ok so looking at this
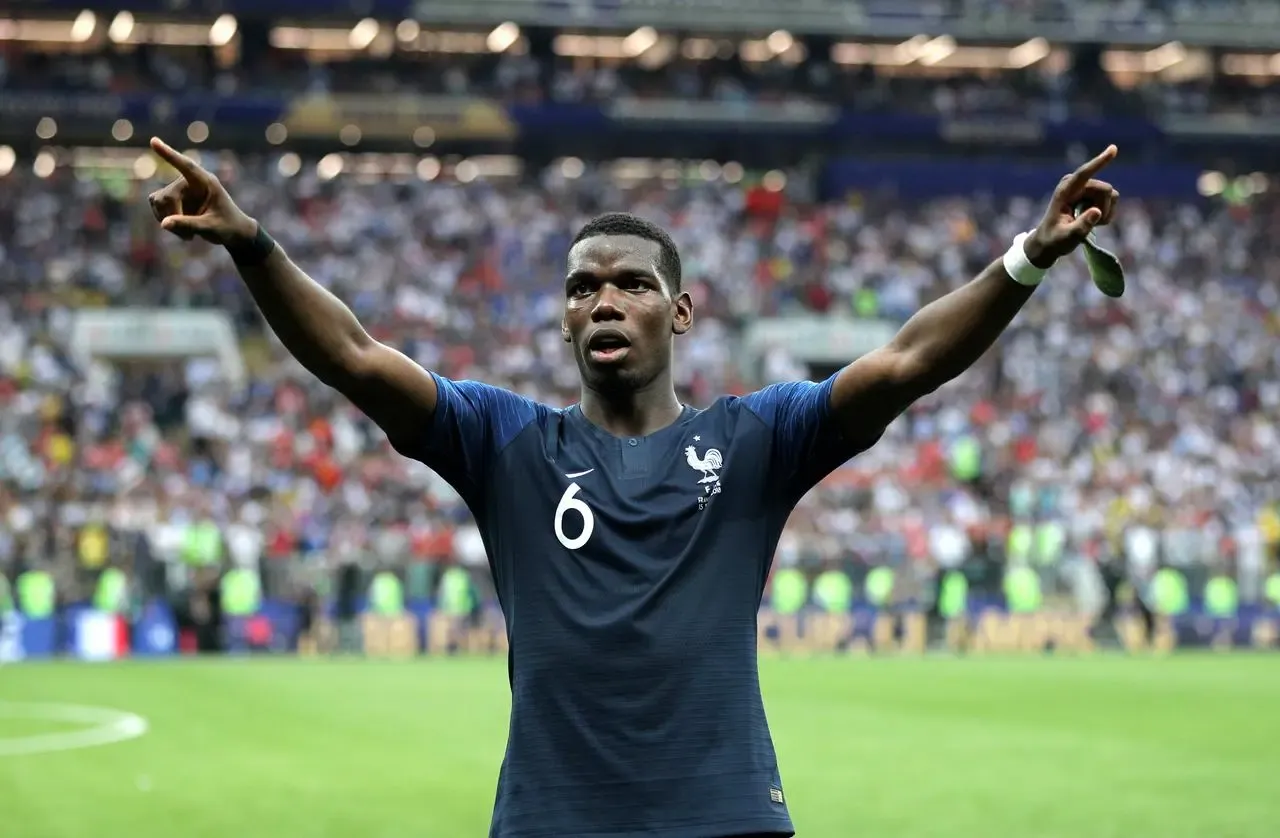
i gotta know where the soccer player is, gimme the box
[147,137,1120,837]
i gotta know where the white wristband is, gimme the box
[1003,231,1048,288]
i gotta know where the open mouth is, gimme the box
[586,330,632,363]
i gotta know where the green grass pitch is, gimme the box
[2,654,1278,837]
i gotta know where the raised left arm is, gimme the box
[830,145,1121,445]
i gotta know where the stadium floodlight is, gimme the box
[33,150,55,179]
[0,146,14,177]
[107,12,134,44]
[133,154,157,180]
[918,36,956,66]
[36,117,57,140]
[317,154,344,180]
[487,22,520,54]
[349,18,379,51]
[560,157,584,179]
[278,153,301,178]
[111,119,133,142]
[70,11,96,43]
[209,15,237,47]
[623,27,658,58]
[1197,171,1225,197]
[416,157,440,181]
[766,30,793,55]
[187,121,209,144]
[1007,37,1050,69]
[396,20,420,43]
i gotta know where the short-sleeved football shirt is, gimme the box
[420,372,867,838]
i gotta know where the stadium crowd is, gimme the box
[0,156,1278,625]
[5,36,1280,120]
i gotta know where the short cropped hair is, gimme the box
[571,212,683,293]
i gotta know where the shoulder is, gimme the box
[431,374,552,424]
[729,375,838,425]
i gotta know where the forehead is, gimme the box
[567,234,664,277]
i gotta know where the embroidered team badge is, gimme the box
[685,439,723,510]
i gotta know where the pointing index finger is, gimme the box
[1066,144,1118,190]
[150,136,206,182]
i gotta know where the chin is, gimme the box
[577,353,646,392]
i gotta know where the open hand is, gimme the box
[147,137,257,246]
[1025,145,1121,269]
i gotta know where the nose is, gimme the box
[590,284,625,322]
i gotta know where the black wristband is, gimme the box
[225,222,277,267]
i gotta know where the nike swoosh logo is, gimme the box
[564,469,595,479]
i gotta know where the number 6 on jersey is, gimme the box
[554,483,595,550]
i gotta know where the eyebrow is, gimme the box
[564,268,655,286]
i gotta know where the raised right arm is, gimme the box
[233,245,437,457]
[145,137,436,457]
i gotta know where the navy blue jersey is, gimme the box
[420,372,867,838]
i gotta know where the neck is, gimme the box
[578,372,682,438]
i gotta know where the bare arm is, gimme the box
[146,138,436,455]
[234,247,437,454]
[831,145,1122,445]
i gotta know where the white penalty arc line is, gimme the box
[0,702,149,757]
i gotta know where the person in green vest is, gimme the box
[1203,574,1239,619]
[937,570,969,621]
[948,436,982,484]
[220,568,262,618]
[1033,520,1066,569]
[372,570,408,617]
[864,565,895,609]
[1006,522,1034,566]
[1151,566,1189,617]
[812,567,853,614]
[1003,564,1042,614]
[93,566,130,615]
[1265,571,1280,611]
[16,566,56,619]
[181,516,224,569]
[770,568,809,615]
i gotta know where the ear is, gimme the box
[672,291,693,337]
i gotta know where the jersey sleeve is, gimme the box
[740,372,876,500]
[418,374,539,504]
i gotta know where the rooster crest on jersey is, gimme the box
[685,442,723,510]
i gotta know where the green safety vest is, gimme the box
[1152,567,1189,616]
[17,570,55,619]
[938,571,969,619]
[1203,575,1238,618]
[1004,565,1042,613]
[854,288,879,318]
[770,568,808,615]
[434,569,467,617]
[812,570,853,614]
[181,521,223,567]
[949,437,982,482]
[1007,524,1034,564]
[1265,574,1280,609]
[93,568,128,614]
[865,566,895,607]
[1033,522,1066,566]
[220,568,262,617]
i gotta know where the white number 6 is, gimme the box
[555,483,595,550]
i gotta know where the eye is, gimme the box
[568,281,592,298]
